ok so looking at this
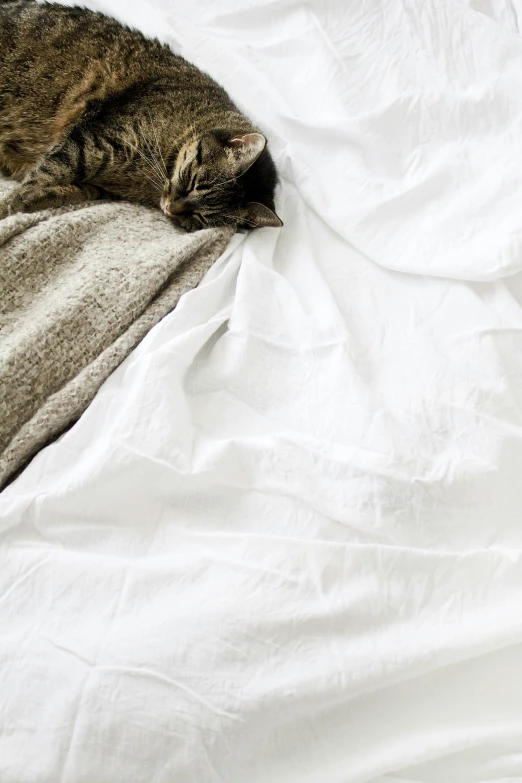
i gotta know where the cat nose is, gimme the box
[167,199,187,215]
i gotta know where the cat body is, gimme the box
[0,0,282,230]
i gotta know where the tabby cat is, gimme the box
[0,0,282,232]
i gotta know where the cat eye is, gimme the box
[177,176,195,197]
[178,172,193,194]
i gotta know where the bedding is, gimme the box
[0,177,232,489]
[2,0,522,780]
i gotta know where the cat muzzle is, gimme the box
[165,199,188,216]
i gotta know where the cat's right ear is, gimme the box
[226,133,266,176]
[202,131,267,176]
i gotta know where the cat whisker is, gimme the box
[146,110,169,178]
[140,167,164,190]
[141,167,165,191]
[138,135,167,186]
[220,172,246,187]
[138,166,164,192]
[125,141,164,191]
[206,165,249,192]
[205,174,242,193]
[141,133,167,183]
[125,138,166,189]
[222,212,258,228]
[138,122,168,184]
[125,137,158,171]
[139,168,164,192]
[126,135,163,177]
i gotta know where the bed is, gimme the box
[2,0,522,780]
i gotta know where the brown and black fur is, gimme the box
[0,0,282,231]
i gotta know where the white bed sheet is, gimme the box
[2,1,522,780]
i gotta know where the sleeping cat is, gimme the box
[0,0,282,231]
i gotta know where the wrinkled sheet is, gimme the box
[2,1,522,780]
[0,176,232,488]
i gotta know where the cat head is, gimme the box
[161,131,282,232]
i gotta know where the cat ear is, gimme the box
[226,132,266,176]
[245,201,283,228]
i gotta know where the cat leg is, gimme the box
[0,183,102,218]
[0,138,102,218]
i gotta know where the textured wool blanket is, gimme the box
[0,178,232,489]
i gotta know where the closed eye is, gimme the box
[187,171,198,192]
[178,171,192,193]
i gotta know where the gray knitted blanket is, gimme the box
[0,178,232,489]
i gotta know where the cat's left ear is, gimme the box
[226,133,266,176]
[245,201,283,228]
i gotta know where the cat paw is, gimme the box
[0,194,23,219]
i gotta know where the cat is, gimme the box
[0,0,282,232]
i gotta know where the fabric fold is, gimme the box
[0,178,232,488]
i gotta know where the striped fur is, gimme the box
[0,1,282,231]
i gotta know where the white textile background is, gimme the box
[3,1,522,780]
